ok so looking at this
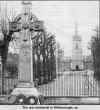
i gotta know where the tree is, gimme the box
[91,27,100,80]
[32,31,56,85]
[0,8,17,94]
[6,53,18,78]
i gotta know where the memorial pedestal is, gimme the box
[11,30,41,102]
[11,82,40,97]
[8,1,43,104]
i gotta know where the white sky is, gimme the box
[0,1,99,56]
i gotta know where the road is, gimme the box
[38,71,100,97]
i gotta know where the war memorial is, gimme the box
[0,1,99,105]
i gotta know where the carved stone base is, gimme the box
[11,82,40,97]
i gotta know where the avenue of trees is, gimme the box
[0,17,14,93]
[91,27,100,80]
[32,32,56,85]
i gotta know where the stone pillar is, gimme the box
[18,29,34,86]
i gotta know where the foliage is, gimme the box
[91,27,100,80]
[32,31,56,85]
[6,53,18,78]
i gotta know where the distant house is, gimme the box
[61,55,93,72]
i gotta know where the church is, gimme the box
[71,23,84,70]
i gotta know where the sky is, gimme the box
[0,1,99,56]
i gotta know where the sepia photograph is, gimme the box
[0,0,99,108]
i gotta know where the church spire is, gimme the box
[73,22,81,41]
[75,22,78,36]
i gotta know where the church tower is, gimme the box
[71,23,84,70]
